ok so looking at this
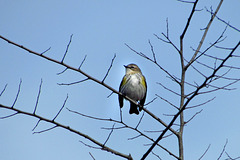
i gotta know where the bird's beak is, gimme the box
[124,65,127,68]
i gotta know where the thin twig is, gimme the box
[79,140,101,149]
[217,139,228,160]
[144,97,157,106]
[32,119,41,131]
[128,134,141,141]
[0,84,8,97]
[33,79,43,114]
[177,0,194,3]
[0,103,133,160]
[135,111,145,129]
[125,43,180,85]
[103,123,115,146]
[102,54,116,82]
[148,40,157,62]
[33,125,58,134]
[57,78,89,86]
[141,39,240,160]
[107,91,114,98]
[186,0,224,69]
[67,108,178,159]
[198,144,211,160]
[89,152,96,160]
[78,55,87,70]
[225,152,240,160]
[12,79,22,108]
[156,82,182,97]
[41,47,51,55]
[61,34,73,63]
[151,151,162,160]
[185,109,203,125]
[0,35,171,131]
[52,94,68,121]
[186,97,215,109]
[155,94,179,110]
[56,67,68,75]
[0,112,18,119]
[206,7,240,33]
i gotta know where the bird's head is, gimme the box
[124,64,142,74]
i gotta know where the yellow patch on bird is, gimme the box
[121,76,128,86]
[141,76,147,89]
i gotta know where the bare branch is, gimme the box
[0,84,8,97]
[141,40,240,159]
[155,94,179,110]
[103,123,115,146]
[78,55,87,70]
[198,80,239,95]
[67,108,178,159]
[56,67,68,75]
[135,111,145,129]
[223,65,240,70]
[128,134,141,141]
[0,112,18,119]
[144,97,157,106]
[217,139,228,160]
[32,119,41,131]
[186,97,215,109]
[148,40,157,62]
[0,104,133,160]
[33,125,58,134]
[188,24,227,69]
[33,79,43,114]
[0,35,179,132]
[67,107,119,123]
[52,94,68,121]
[186,0,224,69]
[180,0,199,40]
[198,144,211,160]
[61,34,73,63]
[12,79,22,108]
[89,152,96,160]
[185,109,203,125]
[125,43,181,85]
[57,78,89,86]
[225,152,240,160]
[102,54,116,82]
[206,7,240,33]
[156,82,182,97]
[151,151,162,160]
[80,140,101,149]
[40,47,51,55]
[107,91,114,98]
[160,33,181,54]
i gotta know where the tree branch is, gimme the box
[0,103,133,160]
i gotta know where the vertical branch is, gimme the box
[178,1,200,159]
[12,79,22,108]
[78,55,87,70]
[141,0,229,159]
[102,54,116,83]
[0,84,8,97]
[186,0,224,69]
[52,94,68,121]
[33,79,43,114]
[61,34,73,63]
[103,123,115,146]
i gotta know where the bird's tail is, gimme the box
[129,102,139,115]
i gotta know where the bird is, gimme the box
[118,63,147,115]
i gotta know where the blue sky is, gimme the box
[1,0,240,160]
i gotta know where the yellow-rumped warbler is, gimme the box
[119,64,147,115]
